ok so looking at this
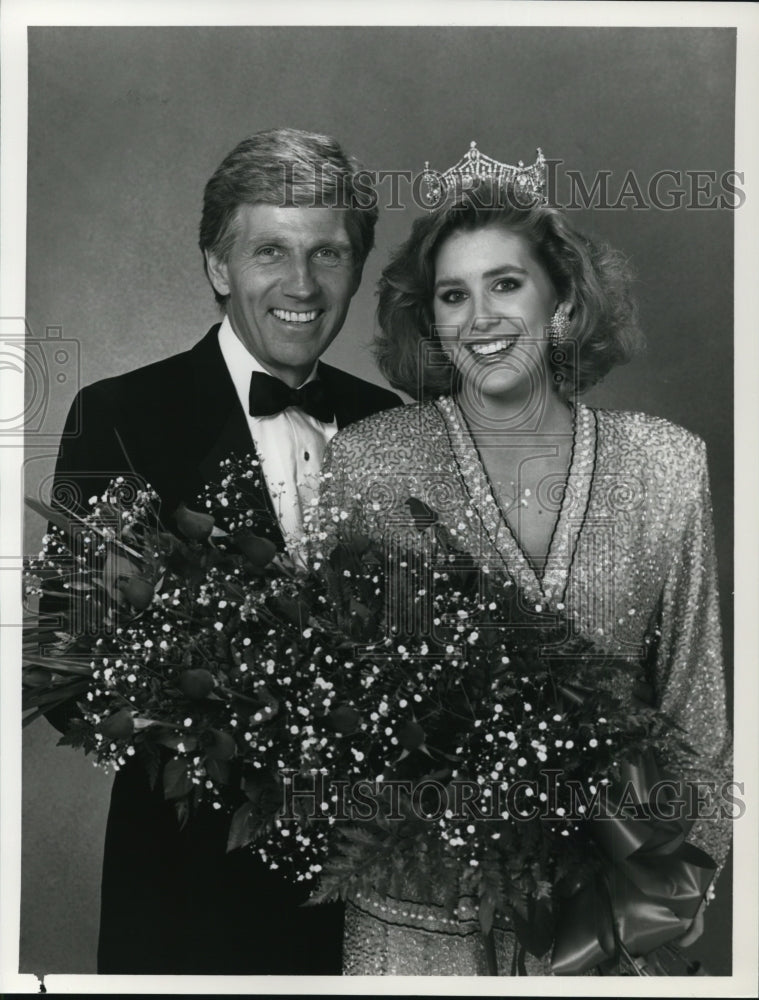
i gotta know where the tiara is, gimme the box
[420,141,547,207]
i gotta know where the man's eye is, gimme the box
[256,246,283,258]
[314,247,342,262]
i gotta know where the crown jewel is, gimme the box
[421,141,547,207]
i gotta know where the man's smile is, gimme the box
[270,308,323,324]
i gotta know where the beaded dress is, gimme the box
[318,397,731,976]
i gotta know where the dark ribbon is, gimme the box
[550,748,716,975]
[248,371,334,423]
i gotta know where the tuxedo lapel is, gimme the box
[179,342,395,549]
[318,362,369,429]
[188,326,285,549]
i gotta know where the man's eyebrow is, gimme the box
[241,232,287,247]
[244,232,354,250]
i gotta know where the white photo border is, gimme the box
[1,1,757,995]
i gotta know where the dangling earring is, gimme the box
[549,308,570,347]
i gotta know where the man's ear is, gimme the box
[205,250,230,298]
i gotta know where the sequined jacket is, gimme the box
[320,398,732,872]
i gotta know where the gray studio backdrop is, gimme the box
[21,26,734,975]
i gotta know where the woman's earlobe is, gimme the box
[549,307,571,346]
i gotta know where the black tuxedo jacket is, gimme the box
[50,326,401,975]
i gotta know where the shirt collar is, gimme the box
[217,314,319,398]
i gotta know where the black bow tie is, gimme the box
[248,370,335,423]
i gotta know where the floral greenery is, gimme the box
[24,457,688,963]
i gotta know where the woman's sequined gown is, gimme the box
[319,398,731,975]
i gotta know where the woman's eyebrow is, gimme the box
[434,265,528,290]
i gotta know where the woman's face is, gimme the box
[432,224,565,404]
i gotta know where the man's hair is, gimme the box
[375,181,643,400]
[199,128,378,306]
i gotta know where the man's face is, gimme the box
[207,204,361,387]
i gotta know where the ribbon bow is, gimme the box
[550,751,716,974]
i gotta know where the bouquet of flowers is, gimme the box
[23,457,714,975]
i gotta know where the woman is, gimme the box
[318,151,731,975]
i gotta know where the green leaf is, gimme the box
[175,798,190,830]
[479,894,495,936]
[156,732,198,753]
[136,740,161,790]
[205,758,231,785]
[163,758,192,800]
[349,597,371,622]
[511,896,554,958]
[303,881,342,906]
[343,531,372,555]
[22,654,93,677]
[405,497,438,528]
[270,596,311,627]
[205,730,237,760]
[227,802,253,852]
[24,495,80,537]
[242,774,283,817]
[22,679,88,715]
[255,686,280,714]
[55,719,94,749]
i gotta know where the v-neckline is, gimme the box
[434,396,597,607]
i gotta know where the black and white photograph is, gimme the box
[1,1,757,994]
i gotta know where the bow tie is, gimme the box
[248,370,335,423]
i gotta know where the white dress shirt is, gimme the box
[217,316,338,559]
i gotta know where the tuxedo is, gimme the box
[50,325,401,974]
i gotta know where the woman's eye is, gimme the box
[440,290,467,305]
[494,278,519,292]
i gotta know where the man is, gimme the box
[50,128,401,974]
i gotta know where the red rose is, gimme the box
[179,668,214,699]
[100,709,134,740]
[397,720,426,751]
[205,730,237,760]
[233,532,278,569]
[174,503,215,541]
[118,576,155,611]
[329,705,361,735]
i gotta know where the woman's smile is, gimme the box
[433,224,563,401]
[467,337,519,358]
